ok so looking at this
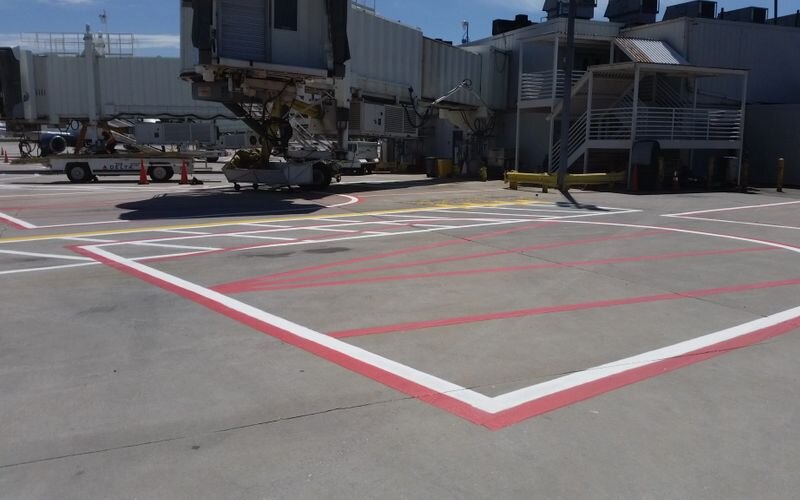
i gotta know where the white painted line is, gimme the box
[490,305,800,410]
[0,211,36,229]
[305,227,359,234]
[133,251,210,261]
[79,217,800,416]
[131,242,222,252]
[226,234,298,242]
[664,215,800,231]
[36,220,129,229]
[0,262,98,276]
[234,223,291,229]
[0,249,92,261]
[82,244,495,411]
[63,237,118,243]
[666,200,800,217]
[412,224,460,229]
[433,209,550,219]
[323,194,360,208]
[159,229,212,236]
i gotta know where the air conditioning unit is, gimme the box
[350,101,417,138]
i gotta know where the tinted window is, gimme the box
[275,0,298,31]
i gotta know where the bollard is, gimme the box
[657,157,665,191]
[707,157,715,189]
[777,158,785,193]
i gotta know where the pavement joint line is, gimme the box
[70,218,800,428]
[0,200,545,244]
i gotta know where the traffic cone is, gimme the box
[3,149,8,163]
[138,159,149,185]
[178,160,189,185]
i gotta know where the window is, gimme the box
[274,0,298,31]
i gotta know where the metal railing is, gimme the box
[636,108,743,141]
[18,32,135,56]
[520,70,587,102]
[550,106,742,171]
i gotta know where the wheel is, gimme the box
[66,163,92,183]
[206,156,220,163]
[252,183,259,191]
[149,165,174,182]
[234,183,241,192]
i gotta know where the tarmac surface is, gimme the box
[1,167,799,499]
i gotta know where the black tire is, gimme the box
[207,156,220,163]
[66,163,92,183]
[149,165,174,182]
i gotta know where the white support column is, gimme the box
[737,72,749,186]
[514,44,524,172]
[627,65,641,189]
[584,71,593,173]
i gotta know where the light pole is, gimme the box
[557,0,577,193]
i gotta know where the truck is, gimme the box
[44,154,195,183]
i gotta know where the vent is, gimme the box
[718,6,768,24]
[491,14,534,36]
[349,101,362,132]
[663,1,717,21]
[542,0,597,21]
[605,0,659,27]
[384,106,405,135]
[775,10,800,27]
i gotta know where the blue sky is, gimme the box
[0,0,787,56]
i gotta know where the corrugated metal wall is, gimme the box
[41,56,91,121]
[98,58,225,117]
[422,38,482,106]
[745,104,800,185]
[347,7,423,99]
[686,19,800,104]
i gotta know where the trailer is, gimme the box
[44,154,195,183]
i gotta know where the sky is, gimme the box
[0,0,788,57]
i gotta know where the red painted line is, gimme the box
[481,314,800,430]
[248,221,558,282]
[246,230,663,288]
[329,274,800,339]
[69,245,491,427]
[0,214,30,231]
[215,246,773,295]
[72,243,800,430]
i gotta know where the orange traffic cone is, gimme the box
[138,159,149,185]
[3,150,9,163]
[630,165,639,192]
[179,160,189,185]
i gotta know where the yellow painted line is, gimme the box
[0,200,546,245]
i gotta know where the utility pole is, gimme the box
[557,0,577,192]
[775,0,779,23]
